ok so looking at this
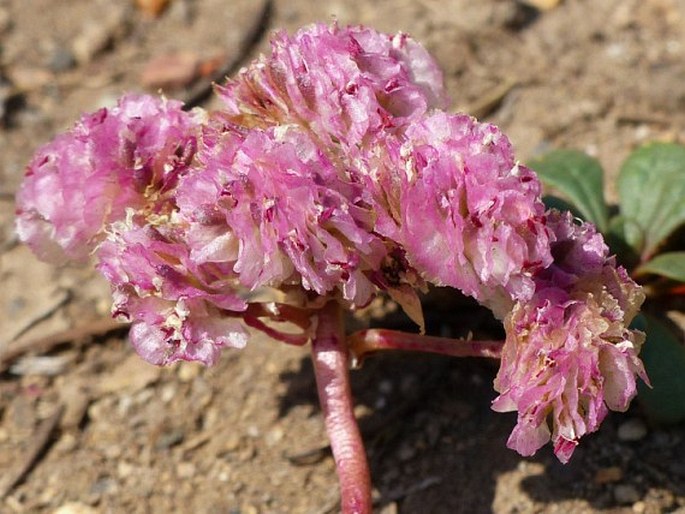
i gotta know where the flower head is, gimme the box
[97,216,249,366]
[391,112,553,317]
[15,94,201,263]
[178,123,387,308]
[216,23,449,151]
[88,119,394,365]
[492,211,646,463]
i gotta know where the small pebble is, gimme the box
[469,372,484,386]
[54,432,78,453]
[72,22,114,64]
[11,354,73,376]
[177,361,202,382]
[135,0,170,17]
[48,47,76,73]
[176,462,196,479]
[220,432,242,454]
[614,484,640,505]
[354,404,373,418]
[618,418,648,442]
[378,502,399,514]
[0,7,10,34]
[632,501,646,513]
[71,7,129,64]
[89,476,119,497]
[53,502,98,514]
[103,444,123,459]
[140,51,200,89]
[155,428,185,450]
[87,396,115,421]
[117,461,134,479]
[594,466,623,484]
[160,383,177,403]
[374,396,387,410]
[378,379,393,394]
[265,426,284,446]
[212,432,243,458]
[397,442,416,461]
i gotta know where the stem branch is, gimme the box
[348,329,503,365]
[311,302,372,514]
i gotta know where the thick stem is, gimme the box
[348,329,504,365]
[311,302,372,514]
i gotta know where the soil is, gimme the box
[1,0,685,513]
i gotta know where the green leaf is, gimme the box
[637,313,685,424]
[529,149,609,232]
[541,195,582,218]
[618,142,685,260]
[634,252,685,282]
[605,215,642,270]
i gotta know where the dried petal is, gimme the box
[493,211,646,463]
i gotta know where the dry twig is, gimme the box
[8,290,71,343]
[0,318,129,373]
[465,77,518,119]
[181,0,273,109]
[0,405,65,499]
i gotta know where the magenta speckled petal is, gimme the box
[99,221,248,365]
[396,112,552,317]
[216,23,448,151]
[16,94,201,262]
[177,123,387,308]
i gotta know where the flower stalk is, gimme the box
[348,329,503,365]
[311,302,372,514]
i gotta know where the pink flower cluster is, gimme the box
[16,22,646,461]
[493,211,646,462]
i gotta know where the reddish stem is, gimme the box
[311,302,372,514]
[242,302,314,346]
[243,314,309,346]
[245,302,312,330]
[348,329,504,365]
